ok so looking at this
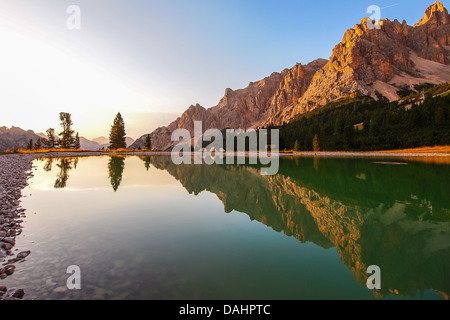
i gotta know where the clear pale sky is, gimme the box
[0,0,447,139]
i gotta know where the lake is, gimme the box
[3,155,450,300]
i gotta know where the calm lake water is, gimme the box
[3,156,450,300]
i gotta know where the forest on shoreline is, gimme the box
[274,83,450,152]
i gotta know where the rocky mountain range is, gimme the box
[132,2,450,151]
[0,127,42,152]
[0,129,135,151]
[89,136,135,150]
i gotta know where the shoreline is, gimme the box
[0,154,36,299]
[1,149,450,159]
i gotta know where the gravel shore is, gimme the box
[0,154,37,299]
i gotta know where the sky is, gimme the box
[0,0,447,140]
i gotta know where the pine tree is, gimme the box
[74,133,81,149]
[46,128,56,148]
[293,140,300,152]
[435,105,446,125]
[144,134,152,150]
[109,113,127,150]
[313,135,320,152]
[59,112,75,149]
[27,139,34,150]
[34,139,43,150]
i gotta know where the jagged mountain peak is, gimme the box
[415,1,449,27]
[132,2,450,150]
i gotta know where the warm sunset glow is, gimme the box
[0,26,153,137]
[1,0,438,140]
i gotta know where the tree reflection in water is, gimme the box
[108,156,125,192]
[54,158,78,189]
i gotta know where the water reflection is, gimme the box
[53,158,78,189]
[142,156,151,171]
[43,158,54,172]
[108,156,125,192]
[140,156,450,299]
[38,155,450,299]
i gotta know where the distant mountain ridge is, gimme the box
[0,128,135,151]
[0,126,42,151]
[132,2,450,151]
[93,136,135,149]
[132,59,327,150]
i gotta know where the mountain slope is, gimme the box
[278,82,450,151]
[131,59,327,150]
[79,137,101,150]
[0,129,135,151]
[273,2,450,125]
[133,2,450,151]
[0,126,42,151]
[92,136,109,145]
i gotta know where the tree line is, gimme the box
[273,83,450,151]
[25,112,153,151]
[27,112,81,150]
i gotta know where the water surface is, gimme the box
[3,156,450,300]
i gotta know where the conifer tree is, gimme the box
[144,134,152,150]
[109,113,127,150]
[293,140,300,152]
[35,139,43,150]
[46,128,57,148]
[27,139,33,150]
[74,133,81,149]
[59,112,75,149]
[313,135,320,152]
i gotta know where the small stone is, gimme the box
[4,265,15,275]
[0,273,7,279]
[53,286,68,293]
[0,286,6,293]
[0,231,7,237]
[16,250,31,260]
[12,288,25,299]
[2,243,13,250]
[2,237,15,245]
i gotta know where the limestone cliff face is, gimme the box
[272,2,450,125]
[410,2,450,64]
[147,104,209,152]
[131,59,326,150]
[132,2,450,149]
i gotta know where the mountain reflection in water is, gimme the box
[43,155,450,299]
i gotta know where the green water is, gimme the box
[3,156,450,300]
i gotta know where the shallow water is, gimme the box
[3,156,450,300]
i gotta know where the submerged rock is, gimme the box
[12,289,25,299]
[17,250,31,259]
